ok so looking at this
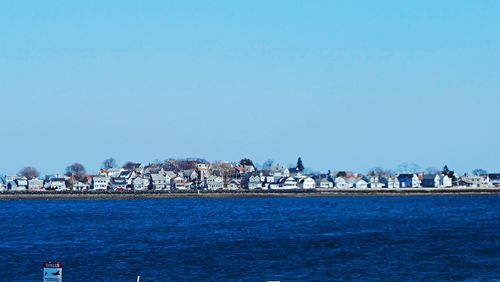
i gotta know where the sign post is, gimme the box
[43,262,63,282]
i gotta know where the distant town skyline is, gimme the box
[1,1,499,175]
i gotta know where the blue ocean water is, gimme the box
[0,196,498,281]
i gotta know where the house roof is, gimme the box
[165,171,177,178]
[93,176,108,181]
[51,178,66,182]
[488,173,500,180]
[119,170,133,177]
[277,177,296,184]
[298,177,313,184]
[151,174,166,181]
[126,163,142,169]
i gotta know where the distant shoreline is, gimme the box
[0,188,499,200]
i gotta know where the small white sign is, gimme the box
[43,262,62,282]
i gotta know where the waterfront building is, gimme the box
[110,177,128,190]
[7,178,28,191]
[354,178,369,188]
[380,176,400,188]
[440,174,453,188]
[277,177,298,189]
[368,176,385,188]
[150,173,168,191]
[92,176,109,191]
[172,175,190,190]
[459,175,490,188]
[487,173,500,187]
[48,178,67,190]
[318,178,334,189]
[298,177,316,189]
[334,177,349,189]
[73,181,91,191]
[28,178,44,190]
[246,174,262,190]
[422,174,441,188]
[206,176,224,190]
[397,174,421,188]
[132,177,150,191]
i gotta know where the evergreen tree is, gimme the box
[239,158,255,167]
[297,157,304,172]
[442,165,450,174]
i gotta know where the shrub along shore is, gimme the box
[0,188,499,200]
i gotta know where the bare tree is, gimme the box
[397,163,421,173]
[102,158,117,169]
[175,159,198,170]
[162,159,179,171]
[425,167,440,175]
[239,158,255,167]
[123,161,140,170]
[210,161,235,181]
[368,167,391,177]
[262,159,274,170]
[18,166,40,179]
[472,169,487,176]
[336,171,347,177]
[65,163,87,182]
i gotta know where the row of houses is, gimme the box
[1,163,498,192]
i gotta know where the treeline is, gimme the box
[15,157,288,182]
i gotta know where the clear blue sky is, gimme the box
[1,1,499,175]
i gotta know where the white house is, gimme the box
[172,176,190,190]
[165,171,176,189]
[206,176,224,190]
[118,170,136,185]
[318,178,334,189]
[73,181,91,191]
[248,175,262,190]
[397,174,421,188]
[440,174,453,188]
[334,177,349,189]
[28,179,45,191]
[381,176,400,188]
[298,177,316,189]
[354,179,369,189]
[133,177,150,191]
[151,173,168,191]
[92,176,109,191]
[368,176,385,188]
[459,175,489,188]
[276,177,298,190]
[8,178,28,191]
[49,178,67,190]
[110,177,128,191]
